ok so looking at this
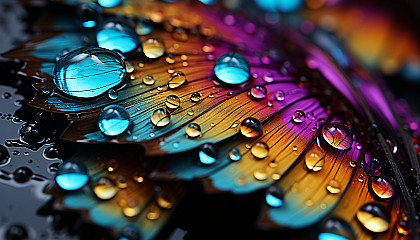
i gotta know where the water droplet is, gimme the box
[249,84,267,99]
[0,144,10,165]
[240,117,262,138]
[55,48,69,62]
[165,55,176,64]
[142,37,165,58]
[93,177,118,200]
[142,75,155,85]
[120,224,140,240]
[108,89,119,100]
[53,47,125,98]
[44,146,59,159]
[275,90,285,101]
[365,158,382,175]
[106,159,119,172]
[356,202,390,232]
[98,105,130,136]
[13,167,33,183]
[121,198,141,217]
[202,43,215,53]
[229,148,241,161]
[151,108,171,127]
[125,61,135,73]
[349,161,357,168]
[272,172,281,180]
[156,195,173,209]
[214,52,250,84]
[168,72,186,89]
[262,72,274,82]
[397,218,409,235]
[265,186,284,207]
[146,206,161,220]
[96,19,139,53]
[292,110,306,123]
[55,161,89,190]
[189,92,201,103]
[358,174,364,183]
[165,95,181,110]
[5,224,28,240]
[386,139,398,154]
[132,171,144,183]
[356,142,362,150]
[369,176,394,199]
[98,0,121,7]
[172,27,188,41]
[187,109,194,116]
[326,179,341,194]
[322,123,353,150]
[318,217,356,240]
[304,148,324,171]
[136,20,153,35]
[186,123,201,138]
[251,142,269,159]
[116,175,128,188]
[254,168,268,181]
[198,143,217,165]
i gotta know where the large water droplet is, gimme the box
[214,52,250,84]
[165,95,181,110]
[96,19,139,53]
[98,0,121,7]
[250,84,267,99]
[292,110,306,123]
[151,108,171,127]
[356,202,390,233]
[136,20,153,35]
[53,47,125,98]
[318,217,356,240]
[76,2,102,28]
[322,123,353,150]
[265,186,284,207]
[240,117,262,138]
[199,143,217,164]
[369,176,394,199]
[55,161,89,190]
[186,123,201,138]
[98,105,130,136]
[142,37,165,58]
[251,142,269,159]
[326,179,341,194]
[229,148,241,161]
[93,177,118,200]
[168,72,186,89]
[305,147,325,171]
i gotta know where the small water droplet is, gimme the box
[292,110,306,123]
[168,72,186,89]
[146,206,161,220]
[151,108,171,127]
[271,172,281,180]
[187,109,194,116]
[108,89,119,100]
[55,161,89,190]
[142,75,155,85]
[106,159,119,172]
[132,171,144,183]
[116,175,128,188]
[229,148,241,161]
[265,186,284,207]
[93,177,118,200]
[98,105,130,136]
[198,143,217,165]
[44,146,59,159]
[254,168,268,181]
[202,42,215,53]
[186,123,201,138]
[240,117,262,138]
[262,72,274,82]
[125,61,135,73]
[349,161,357,168]
[172,27,188,41]
[304,148,325,171]
[136,20,153,35]
[165,95,181,111]
[249,84,267,100]
[326,179,341,194]
[156,195,173,209]
[166,55,176,64]
[322,123,353,150]
[142,37,165,58]
[365,158,382,175]
[214,52,250,84]
[356,202,390,232]
[369,176,394,199]
[397,218,410,235]
[251,142,269,159]
[358,174,364,183]
[121,198,141,217]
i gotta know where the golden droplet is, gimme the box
[253,168,268,181]
[326,179,341,194]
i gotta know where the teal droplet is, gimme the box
[55,161,89,191]
[265,186,284,207]
[199,143,217,165]
[96,19,139,53]
[53,47,125,98]
[214,52,250,84]
[98,105,130,136]
[98,0,121,8]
